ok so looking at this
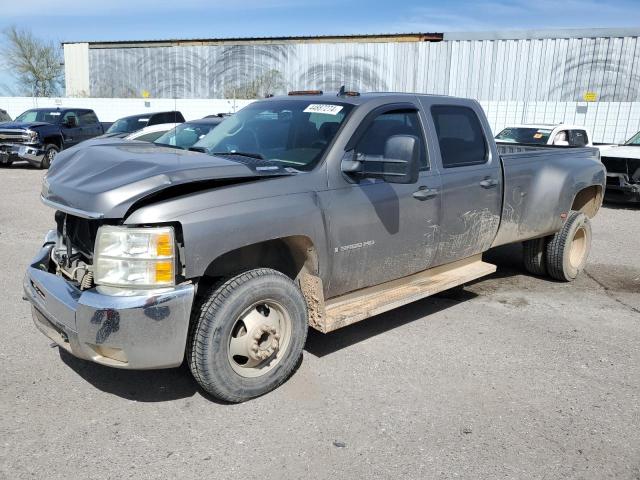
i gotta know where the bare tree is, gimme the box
[224,69,285,99]
[2,26,64,97]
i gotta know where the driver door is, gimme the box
[320,104,442,298]
[60,110,82,147]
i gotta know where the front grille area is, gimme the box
[55,211,104,261]
[0,130,29,144]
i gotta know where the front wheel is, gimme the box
[40,144,59,169]
[188,268,308,402]
[545,211,592,281]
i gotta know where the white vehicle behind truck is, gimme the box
[496,124,592,147]
[599,129,640,203]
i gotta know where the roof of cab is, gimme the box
[263,91,454,106]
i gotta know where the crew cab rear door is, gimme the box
[77,110,103,140]
[321,100,442,298]
[419,98,502,267]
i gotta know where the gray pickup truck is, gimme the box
[24,91,605,402]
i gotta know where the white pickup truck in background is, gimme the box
[599,129,640,203]
[495,124,592,147]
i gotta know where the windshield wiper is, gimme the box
[212,151,265,160]
[189,146,208,153]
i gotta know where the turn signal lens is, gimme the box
[156,232,173,257]
[154,261,174,283]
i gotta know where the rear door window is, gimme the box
[568,130,588,147]
[149,112,184,125]
[431,105,487,168]
[78,110,99,126]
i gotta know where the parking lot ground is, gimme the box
[1,164,639,479]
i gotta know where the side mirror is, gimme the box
[341,135,420,184]
[64,116,77,127]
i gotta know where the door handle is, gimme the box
[412,186,439,200]
[479,178,498,189]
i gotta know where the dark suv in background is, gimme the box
[0,107,103,168]
[101,111,186,138]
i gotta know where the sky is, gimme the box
[1,0,639,93]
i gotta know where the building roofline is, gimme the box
[63,33,443,49]
[61,28,640,49]
[443,27,640,41]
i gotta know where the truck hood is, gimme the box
[600,145,640,159]
[42,140,295,219]
[0,121,51,130]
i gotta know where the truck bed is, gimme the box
[492,144,602,247]
[496,142,592,154]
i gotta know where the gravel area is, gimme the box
[1,165,639,479]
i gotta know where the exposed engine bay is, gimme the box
[51,211,102,290]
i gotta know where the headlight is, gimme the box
[25,129,39,143]
[94,226,176,288]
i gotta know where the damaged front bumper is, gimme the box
[23,231,195,369]
[0,143,45,166]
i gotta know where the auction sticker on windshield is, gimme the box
[304,104,343,115]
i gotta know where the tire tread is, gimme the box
[545,211,589,281]
[522,237,547,276]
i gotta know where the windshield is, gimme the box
[155,122,219,149]
[107,116,149,134]
[15,109,62,124]
[625,131,640,145]
[193,100,354,170]
[495,127,553,144]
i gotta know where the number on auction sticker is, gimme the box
[303,104,344,115]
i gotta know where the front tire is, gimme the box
[188,268,308,402]
[40,144,59,169]
[545,211,592,281]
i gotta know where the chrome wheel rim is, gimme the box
[227,300,292,378]
[46,149,56,164]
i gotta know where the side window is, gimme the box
[148,113,163,126]
[355,110,428,171]
[553,130,569,145]
[150,112,182,125]
[78,111,99,126]
[431,105,487,168]
[61,111,79,127]
[569,130,588,147]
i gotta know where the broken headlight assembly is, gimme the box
[94,226,176,289]
[25,129,39,143]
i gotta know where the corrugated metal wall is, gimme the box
[448,37,640,101]
[88,36,640,102]
[84,34,640,142]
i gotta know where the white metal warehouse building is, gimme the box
[58,28,640,143]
